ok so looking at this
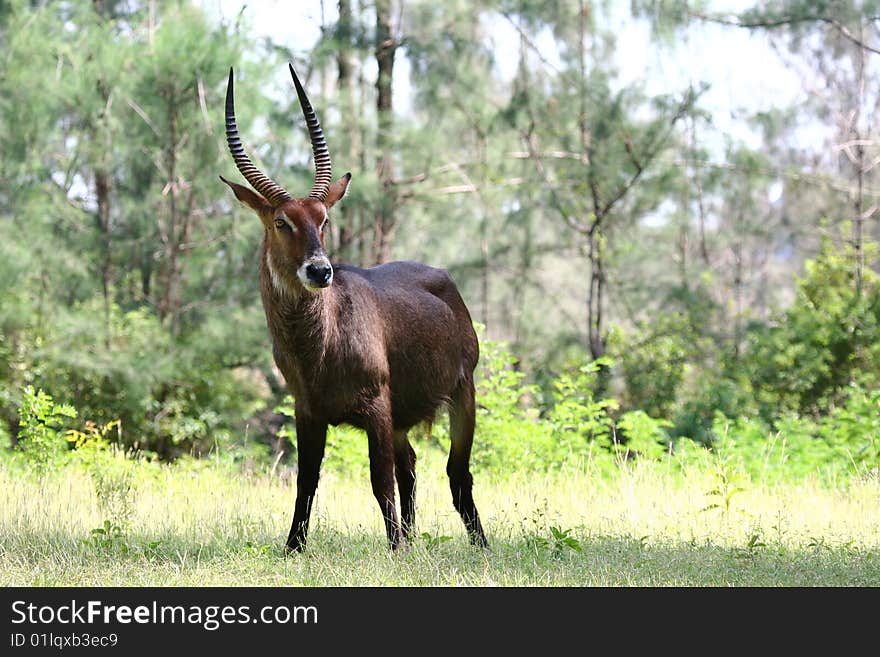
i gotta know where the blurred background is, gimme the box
[1,0,878,467]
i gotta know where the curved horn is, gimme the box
[289,63,332,202]
[225,68,291,207]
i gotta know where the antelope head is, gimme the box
[221,64,351,294]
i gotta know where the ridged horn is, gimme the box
[289,63,332,202]
[225,68,291,207]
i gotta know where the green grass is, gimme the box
[1,448,878,586]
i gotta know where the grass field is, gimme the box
[1,447,878,586]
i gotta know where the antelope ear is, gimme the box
[324,172,351,209]
[220,175,274,217]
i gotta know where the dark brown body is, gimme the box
[261,241,487,550]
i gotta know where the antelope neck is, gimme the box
[267,270,339,366]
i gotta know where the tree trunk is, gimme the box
[587,230,606,361]
[335,0,357,262]
[588,228,611,396]
[851,27,866,294]
[475,132,491,328]
[511,27,532,348]
[578,0,606,366]
[854,140,865,293]
[156,107,178,327]
[689,115,711,266]
[732,210,744,359]
[156,102,194,335]
[373,0,396,264]
[95,170,112,347]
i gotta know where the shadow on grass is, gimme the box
[2,525,878,586]
[480,532,879,586]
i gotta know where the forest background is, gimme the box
[2,0,879,486]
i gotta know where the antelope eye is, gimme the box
[274,218,289,230]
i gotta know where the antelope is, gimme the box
[220,64,488,552]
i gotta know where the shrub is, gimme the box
[738,239,880,420]
[15,385,77,472]
[30,302,267,459]
[691,382,880,484]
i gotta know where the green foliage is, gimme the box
[675,380,880,485]
[615,330,687,419]
[66,419,119,452]
[610,306,708,420]
[11,388,139,546]
[274,395,369,473]
[526,525,584,557]
[89,451,137,533]
[15,386,77,471]
[325,426,370,474]
[83,519,129,554]
[273,396,296,448]
[616,411,671,460]
[0,0,270,460]
[547,359,617,444]
[820,385,880,469]
[739,239,880,420]
[469,337,678,473]
[665,239,880,448]
[700,453,747,518]
[469,327,552,471]
[0,0,877,489]
[29,303,266,458]
[419,531,453,551]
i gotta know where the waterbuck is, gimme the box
[220,64,487,552]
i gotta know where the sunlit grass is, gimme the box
[1,448,878,586]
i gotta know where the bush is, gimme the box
[668,240,880,445]
[15,385,77,472]
[546,359,616,461]
[470,337,673,473]
[611,317,689,419]
[25,302,268,459]
[738,239,880,420]
[469,328,552,471]
[688,382,880,484]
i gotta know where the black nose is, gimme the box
[306,263,333,286]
